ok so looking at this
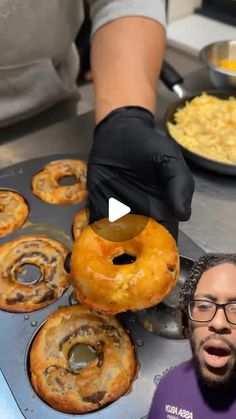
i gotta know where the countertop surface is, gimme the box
[0,68,235,253]
[0,66,235,419]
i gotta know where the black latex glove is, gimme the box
[87,106,195,239]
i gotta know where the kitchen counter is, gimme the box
[0,68,235,253]
[0,66,235,419]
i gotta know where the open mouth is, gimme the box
[203,344,231,369]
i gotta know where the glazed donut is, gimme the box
[30,305,136,414]
[0,190,29,238]
[0,235,70,312]
[72,208,88,240]
[71,215,179,314]
[32,160,87,204]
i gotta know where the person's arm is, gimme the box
[87,0,194,237]
[91,16,165,122]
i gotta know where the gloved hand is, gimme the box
[87,106,195,239]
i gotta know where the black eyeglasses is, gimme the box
[188,300,236,325]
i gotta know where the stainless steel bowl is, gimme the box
[200,40,236,89]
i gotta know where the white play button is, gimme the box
[108,198,131,222]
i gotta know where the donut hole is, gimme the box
[58,175,77,186]
[16,263,41,285]
[68,343,97,372]
[167,264,176,273]
[112,253,136,265]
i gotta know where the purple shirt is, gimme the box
[148,360,236,419]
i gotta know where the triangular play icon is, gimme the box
[108,198,131,222]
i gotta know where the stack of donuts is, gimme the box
[0,158,179,414]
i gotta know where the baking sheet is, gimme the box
[0,154,204,419]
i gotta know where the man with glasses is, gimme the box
[148,253,236,418]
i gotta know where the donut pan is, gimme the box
[0,154,204,419]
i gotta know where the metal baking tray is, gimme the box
[0,154,204,419]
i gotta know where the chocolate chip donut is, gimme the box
[0,235,70,312]
[0,190,29,238]
[32,160,87,204]
[71,215,179,314]
[30,305,136,413]
[72,208,88,240]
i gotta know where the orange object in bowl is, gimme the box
[218,59,236,73]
